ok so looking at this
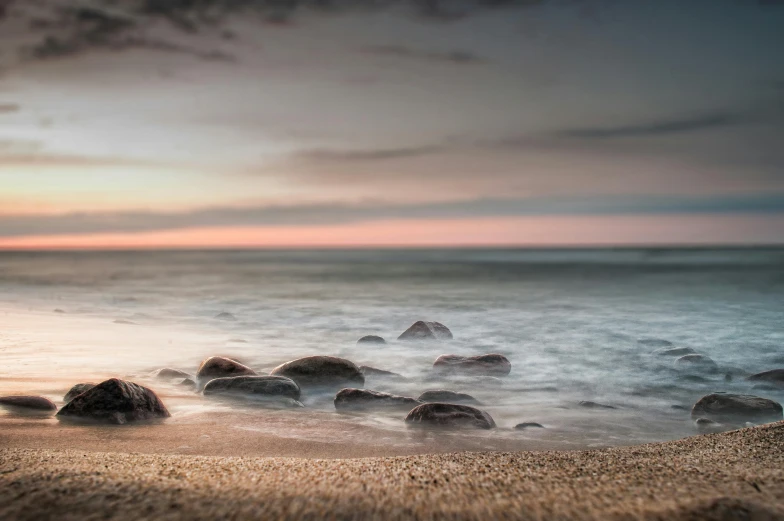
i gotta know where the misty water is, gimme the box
[1,248,783,450]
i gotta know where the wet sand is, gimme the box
[2,421,783,520]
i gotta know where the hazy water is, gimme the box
[1,248,783,449]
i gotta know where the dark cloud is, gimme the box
[554,113,743,140]
[297,144,446,162]
[1,193,782,237]
[361,45,485,64]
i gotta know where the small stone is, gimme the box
[515,422,545,430]
[357,335,386,345]
[639,338,674,348]
[398,321,453,341]
[417,390,480,405]
[694,417,725,433]
[215,312,236,321]
[334,388,420,411]
[113,319,137,325]
[405,403,495,429]
[578,401,617,409]
[196,356,256,381]
[432,354,511,377]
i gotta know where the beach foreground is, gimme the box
[2,422,783,521]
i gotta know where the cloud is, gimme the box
[1,193,782,238]
[553,113,743,140]
[361,45,486,64]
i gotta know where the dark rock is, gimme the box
[417,390,480,405]
[203,376,301,402]
[578,401,617,409]
[359,366,406,380]
[152,368,193,380]
[398,321,453,341]
[215,312,236,321]
[675,354,719,373]
[196,356,256,381]
[515,422,545,430]
[357,335,386,345]
[638,338,673,348]
[334,388,420,411]
[64,383,95,403]
[270,356,364,389]
[433,354,511,377]
[691,393,783,425]
[747,369,784,387]
[405,403,495,429]
[0,395,57,413]
[654,346,697,357]
[56,379,170,424]
[177,378,198,390]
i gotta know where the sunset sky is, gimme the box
[1,0,783,248]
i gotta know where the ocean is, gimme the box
[1,247,783,449]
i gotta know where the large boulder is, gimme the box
[56,378,170,424]
[196,356,256,381]
[270,356,364,389]
[405,403,495,429]
[398,321,453,341]
[675,354,718,373]
[0,395,57,413]
[203,376,301,402]
[691,393,783,425]
[417,389,480,405]
[747,369,784,387]
[334,388,420,411]
[357,335,386,345]
[433,354,511,377]
[64,383,95,403]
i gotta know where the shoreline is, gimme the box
[2,422,783,520]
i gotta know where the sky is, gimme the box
[0,0,783,248]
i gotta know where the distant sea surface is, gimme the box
[1,248,783,449]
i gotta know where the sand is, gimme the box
[2,421,783,520]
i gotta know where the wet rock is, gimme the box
[215,312,236,321]
[270,356,364,390]
[196,356,256,381]
[334,388,420,411]
[417,389,480,405]
[56,379,170,424]
[0,395,57,413]
[694,417,726,433]
[64,383,95,403]
[203,375,301,402]
[747,369,784,388]
[654,346,697,357]
[359,366,406,380]
[578,401,617,410]
[691,393,783,425]
[675,354,719,373]
[398,321,453,341]
[638,338,673,348]
[152,368,193,380]
[433,354,511,377]
[515,422,545,430]
[405,403,496,429]
[357,335,386,345]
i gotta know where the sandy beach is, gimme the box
[2,421,783,520]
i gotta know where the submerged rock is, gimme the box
[578,401,617,410]
[177,378,198,390]
[639,338,673,348]
[417,389,480,405]
[654,346,697,357]
[405,403,496,429]
[398,321,453,341]
[433,354,511,377]
[152,368,193,380]
[56,379,170,424]
[196,356,256,381]
[334,388,420,411]
[515,422,545,430]
[691,393,783,425]
[357,335,386,345]
[747,369,784,387]
[0,395,57,413]
[203,375,301,402]
[694,417,726,434]
[215,312,236,321]
[64,383,95,403]
[675,354,719,373]
[359,366,407,380]
[270,356,364,389]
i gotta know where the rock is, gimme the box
[54,308,66,313]
[433,354,511,377]
[152,368,193,380]
[215,312,236,321]
[398,321,453,341]
[357,335,386,345]
[64,383,95,403]
[334,388,420,411]
[417,390,480,405]
[654,346,697,357]
[638,338,673,348]
[270,356,364,389]
[0,395,57,413]
[515,422,545,430]
[359,366,406,380]
[694,417,725,433]
[56,379,170,424]
[203,376,301,402]
[196,356,256,381]
[675,354,719,373]
[405,403,496,429]
[578,401,617,410]
[177,378,198,390]
[747,369,784,387]
[691,393,783,425]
